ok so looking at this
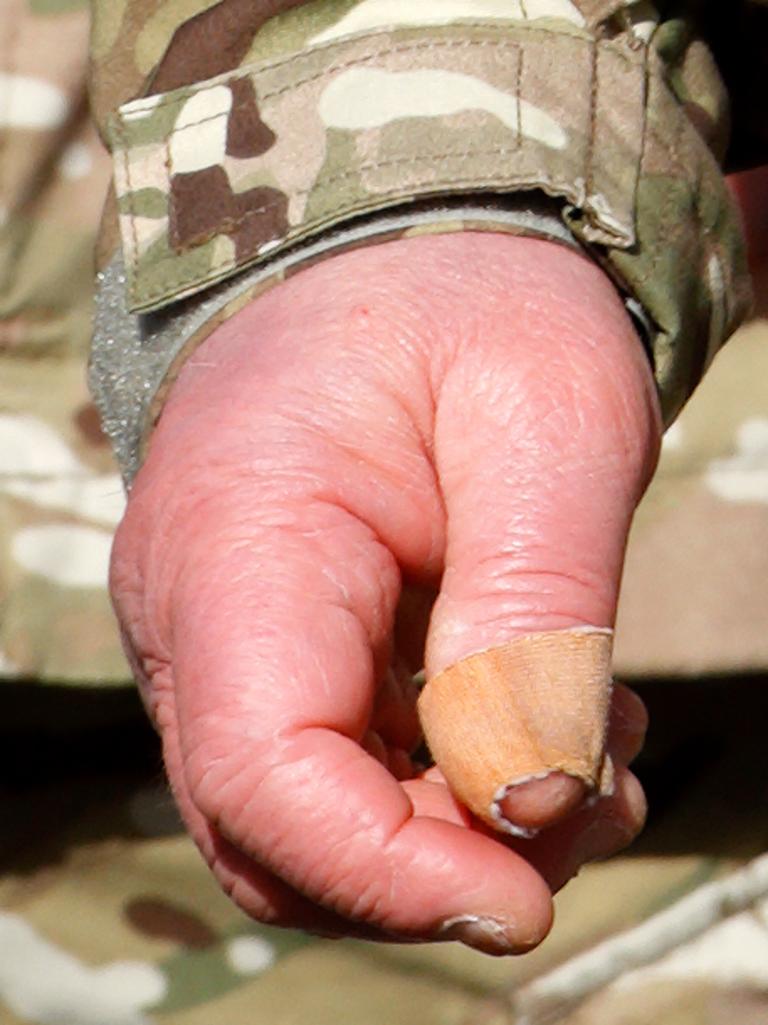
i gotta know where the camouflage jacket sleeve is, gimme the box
[88,0,756,483]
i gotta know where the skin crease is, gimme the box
[111,233,660,953]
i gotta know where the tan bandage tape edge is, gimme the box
[417,628,615,834]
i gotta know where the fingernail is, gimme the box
[493,771,588,837]
[436,916,518,955]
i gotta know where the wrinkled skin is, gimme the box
[111,234,660,954]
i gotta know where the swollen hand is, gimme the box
[111,234,659,954]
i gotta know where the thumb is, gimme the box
[419,236,660,837]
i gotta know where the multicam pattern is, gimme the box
[0,0,124,683]
[108,23,645,313]
[616,283,768,677]
[4,674,768,1024]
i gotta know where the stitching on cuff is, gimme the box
[118,20,590,118]
[121,38,523,140]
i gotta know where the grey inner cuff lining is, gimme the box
[90,198,584,485]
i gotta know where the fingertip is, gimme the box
[609,682,649,765]
[436,903,554,956]
[615,764,648,836]
[495,772,588,837]
[390,808,554,952]
[515,764,648,895]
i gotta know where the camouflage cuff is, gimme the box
[91,19,752,481]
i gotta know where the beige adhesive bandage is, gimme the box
[417,628,615,835]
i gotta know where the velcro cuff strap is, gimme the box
[108,21,646,314]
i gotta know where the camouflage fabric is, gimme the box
[89,0,756,482]
[616,269,768,677]
[0,0,125,683]
[109,22,646,313]
[3,674,768,1024]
